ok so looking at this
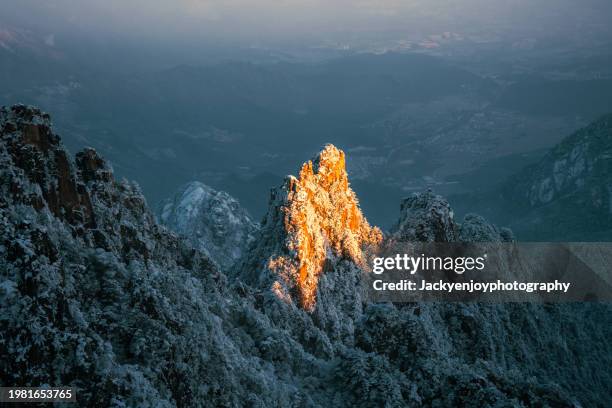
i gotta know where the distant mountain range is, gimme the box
[452,112,612,240]
[4,38,612,227]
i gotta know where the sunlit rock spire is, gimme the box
[243,144,382,311]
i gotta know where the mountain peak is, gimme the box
[246,144,382,311]
[158,181,258,271]
[305,143,347,189]
[392,190,457,242]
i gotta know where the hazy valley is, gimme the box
[2,23,612,230]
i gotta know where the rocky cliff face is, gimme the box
[518,114,612,209]
[505,112,612,239]
[392,189,512,243]
[158,181,258,270]
[392,190,457,242]
[1,105,611,407]
[242,145,382,312]
[453,113,612,240]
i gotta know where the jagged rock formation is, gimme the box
[392,190,457,242]
[1,106,611,407]
[0,105,96,230]
[242,144,382,312]
[391,190,512,243]
[158,181,258,270]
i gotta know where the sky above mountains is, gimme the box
[4,0,612,44]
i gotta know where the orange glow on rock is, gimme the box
[267,144,382,311]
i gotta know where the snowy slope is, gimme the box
[158,181,258,270]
